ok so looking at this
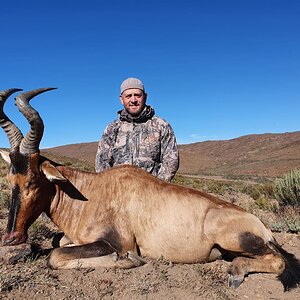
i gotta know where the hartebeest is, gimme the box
[0,88,299,291]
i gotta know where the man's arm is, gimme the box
[95,123,116,172]
[157,124,179,182]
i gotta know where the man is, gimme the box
[95,77,179,182]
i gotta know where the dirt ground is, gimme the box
[0,209,299,300]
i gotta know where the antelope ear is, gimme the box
[40,161,67,182]
[0,149,11,164]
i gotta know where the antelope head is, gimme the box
[0,88,66,245]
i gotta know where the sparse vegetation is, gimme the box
[241,182,275,201]
[253,196,274,210]
[174,173,299,234]
[270,206,300,233]
[174,175,233,195]
[274,169,300,208]
[272,169,300,233]
[0,190,10,210]
[41,151,94,172]
[272,169,300,232]
[174,175,275,203]
[0,158,9,210]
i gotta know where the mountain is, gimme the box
[43,131,300,178]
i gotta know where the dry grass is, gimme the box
[174,174,299,234]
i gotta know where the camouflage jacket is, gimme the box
[95,105,179,182]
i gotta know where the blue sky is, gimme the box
[1,0,299,148]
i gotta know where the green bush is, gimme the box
[275,169,300,207]
[241,183,275,201]
[270,206,300,233]
[173,175,230,196]
[254,196,274,210]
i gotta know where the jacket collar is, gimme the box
[118,105,155,123]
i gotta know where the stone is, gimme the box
[0,243,33,264]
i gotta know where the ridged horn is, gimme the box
[0,88,24,151]
[15,88,57,154]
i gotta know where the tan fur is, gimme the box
[45,165,275,261]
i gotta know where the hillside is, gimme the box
[44,131,300,178]
[1,132,300,299]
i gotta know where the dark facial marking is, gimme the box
[6,184,21,233]
[9,152,30,175]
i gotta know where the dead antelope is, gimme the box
[0,88,300,291]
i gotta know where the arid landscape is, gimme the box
[1,131,300,299]
[45,131,300,178]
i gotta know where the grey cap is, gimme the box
[120,78,145,94]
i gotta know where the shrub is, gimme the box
[254,196,273,210]
[274,169,300,207]
[173,175,230,196]
[271,206,300,233]
[241,183,275,201]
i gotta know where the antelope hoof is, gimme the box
[228,275,244,288]
[111,252,118,262]
[127,251,146,267]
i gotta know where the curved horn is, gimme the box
[15,88,57,154]
[0,88,24,151]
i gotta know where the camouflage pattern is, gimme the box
[95,105,179,182]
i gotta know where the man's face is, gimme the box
[120,89,147,117]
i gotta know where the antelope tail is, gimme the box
[270,240,300,291]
